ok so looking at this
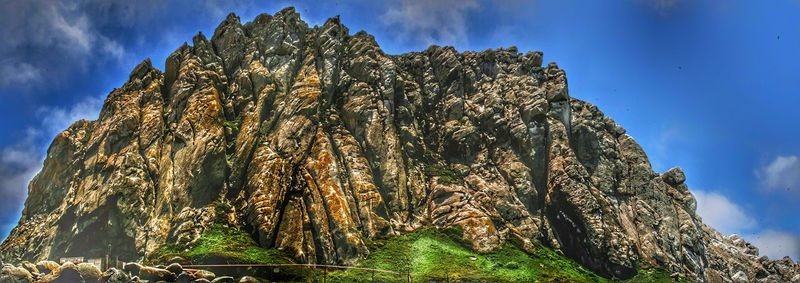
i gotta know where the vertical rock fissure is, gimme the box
[4,10,798,283]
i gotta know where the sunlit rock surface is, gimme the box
[1,7,797,282]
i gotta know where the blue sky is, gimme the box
[0,0,798,260]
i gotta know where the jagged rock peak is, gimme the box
[1,7,797,283]
[129,58,155,81]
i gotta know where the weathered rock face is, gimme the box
[1,7,796,282]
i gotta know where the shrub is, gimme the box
[148,225,291,265]
[424,164,467,185]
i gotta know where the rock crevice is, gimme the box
[1,7,797,283]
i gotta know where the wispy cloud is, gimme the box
[381,0,479,48]
[755,155,800,193]
[693,190,757,235]
[0,129,44,240]
[637,0,682,16]
[0,0,281,89]
[693,189,799,260]
[47,3,94,53]
[746,230,800,261]
[0,94,104,240]
[0,62,41,86]
[38,95,104,136]
[652,0,680,11]
[0,0,159,88]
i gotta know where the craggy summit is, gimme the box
[1,7,797,282]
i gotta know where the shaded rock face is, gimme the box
[0,7,796,282]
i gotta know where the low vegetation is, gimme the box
[425,164,468,185]
[329,228,689,282]
[223,117,242,133]
[148,224,290,265]
[626,263,692,283]
[149,225,688,282]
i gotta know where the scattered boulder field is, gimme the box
[0,258,259,283]
[0,6,798,283]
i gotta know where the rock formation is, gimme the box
[0,7,797,282]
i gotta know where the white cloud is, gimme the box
[0,129,41,168]
[101,38,127,61]
[38,94,104,137]
[6,93,103,170]
[746,230,800,261]
[693,190,800,260]
[0,129,44,229]
[0,94,104,240]
[48,3,94,53]
[382,0,479,47]
[756,155,800,193]
[0,62,41,85]
[0,0,134,87]
[693,190,757,235]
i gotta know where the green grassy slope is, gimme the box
[148,224,292,265]
[329,229,689,283]
[149,225,688,282]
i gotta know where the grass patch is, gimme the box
[223,117,242,132]
[424,164,467,185]
[224,117,242,162]
[625,263,692,283]
[148,226,689,282]
[328,229,690,282]
[328,229,602,282]
[148,224,292,265]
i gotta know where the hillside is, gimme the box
[1,7,797,282]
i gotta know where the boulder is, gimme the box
[0,6,796,283]
[0,265,33,282]
[121,262,140,275]
[165,263,183,275]
[76,263,102,282]
[662,167,686,186]
[49,262,83,283]
[18,262,37,275]
[211,276,235,283]
[175,272,192,283]
[100,268,130,283]
[731,271,748,283]
[185,269,216,281]
[35,261,60,275]
[122,263,175,282]
[167,256,190,266]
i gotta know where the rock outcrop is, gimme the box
[0,7,796,282]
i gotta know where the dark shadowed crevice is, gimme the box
[51,196,138,261]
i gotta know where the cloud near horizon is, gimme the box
[756,155,800,193]
[693,189,799,260]
[693,190,757,234]
[746,230,800,261]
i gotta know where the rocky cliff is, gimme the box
[1,7,797,282]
